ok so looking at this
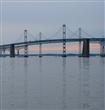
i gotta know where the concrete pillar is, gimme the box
[0,49,2,56]
[82,39,90,57]
[3,48,5,54]
[100,41,105,57]
[2,48,6,57]
[10,44,15,57]
[17,49,20,56]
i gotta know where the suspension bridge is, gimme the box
[0,24,105,57]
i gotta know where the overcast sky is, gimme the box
[0,1,104,44]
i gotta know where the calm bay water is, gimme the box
[0,57,105,110]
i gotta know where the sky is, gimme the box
[0,0,104,44]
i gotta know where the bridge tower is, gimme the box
[62,24,66,57]
[39,32,42,57]
[24,29,28,57]
[79,27,82,56]
[100,41,105,56]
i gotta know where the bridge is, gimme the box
[0,24,105,57]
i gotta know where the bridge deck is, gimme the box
[0,38,105,49]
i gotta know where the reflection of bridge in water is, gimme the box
[0,24,105,57]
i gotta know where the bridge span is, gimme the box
[0,24,105,57]
[0,38,105,57]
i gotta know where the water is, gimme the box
[0,57,104,110]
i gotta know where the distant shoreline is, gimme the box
[0,53,105,57]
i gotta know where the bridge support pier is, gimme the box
[0,49,2,56]
[3,48,5,55]
[100,41,105,57]
[82,39,90,57]
[10,44,15,57]
[17,49,20,56]
[2,48,6,57]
